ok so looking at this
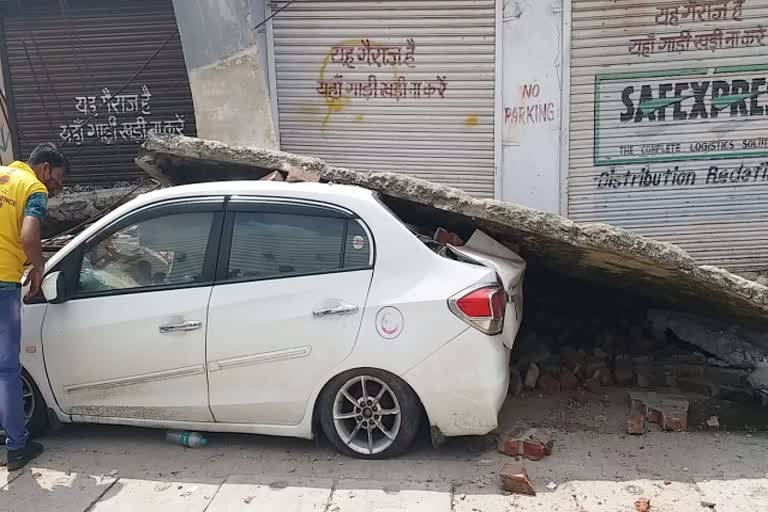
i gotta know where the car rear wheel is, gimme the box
[319,368,421,459]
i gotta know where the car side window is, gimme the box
[226,211,371,281]
[76,211,214,295]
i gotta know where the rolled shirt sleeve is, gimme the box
[23,192,48,222]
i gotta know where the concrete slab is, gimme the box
[571,480,708,511]
[454,483,580,512]
[206,475,333,512]
[329,479,451,511]
[696,479,768,512]
[89,478,222,511]
[0,467,116,512]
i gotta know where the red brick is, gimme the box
[500,464,536,496]
[627,398,647,435]
[537,374,560,395]
[433,227,464,246]
[498,432,554,461]
[634,497,651,512]
[560,368,580,391]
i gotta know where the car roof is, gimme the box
[138,180,375,204]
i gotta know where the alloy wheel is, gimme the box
[332,375,402,456]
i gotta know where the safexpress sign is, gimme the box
[594,65,768,166]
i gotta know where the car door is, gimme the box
[42,197,224,422]
[206,197,374,426]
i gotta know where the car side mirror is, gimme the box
[42,271,66,304]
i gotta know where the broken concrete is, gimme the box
[649,310,768,369]
[135,134,768,335]
[44,183,156,238]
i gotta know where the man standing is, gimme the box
[0,143,68,471]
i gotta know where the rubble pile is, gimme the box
[510,272,759,412]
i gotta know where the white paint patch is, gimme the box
[352,235,366,250]
[375,307,404,339]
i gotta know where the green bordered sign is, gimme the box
[593,64,768,166]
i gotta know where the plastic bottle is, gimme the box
[166,430,208,448]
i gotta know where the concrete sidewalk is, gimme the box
[2,424,768,511]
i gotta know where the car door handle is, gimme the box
[159,320,203,333]
[313,305,359,318]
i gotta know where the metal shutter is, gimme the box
[271,0,496,197]
[2,0,196,186]
[568,0,768,273]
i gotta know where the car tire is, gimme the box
[22,370,48,437]
[318,368,421,460]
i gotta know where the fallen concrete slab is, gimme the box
[135,134,768,331]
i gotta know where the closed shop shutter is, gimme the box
[271,0,496,197]
[568,0,768,272]
[2,0,196,186]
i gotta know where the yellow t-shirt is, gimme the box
[0,161,48,283]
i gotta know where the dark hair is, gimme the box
[27,142,70,175]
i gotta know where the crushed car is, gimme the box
[20,177,525,459]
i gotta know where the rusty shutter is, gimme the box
[271,0,496,197]
[2,0,195,186]
[568,0,768,273]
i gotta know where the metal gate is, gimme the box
[568,0,768,272]
[2,0,196,186]
[271,0,496,197]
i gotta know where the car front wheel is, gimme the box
[0,371,47,441]
[318,368,421,459]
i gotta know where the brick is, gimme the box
[537,373,560,395]
[627,399,647,435]
[614,355,634,386]
[583,371,602,393]
[433,227,464,246]
[631,392,689,432]
[560,368,580,391]
[634,497,651,512]
[497,430,554,461]
[677,378,713,397]
[499,464,536,496]
[524,363,540,389]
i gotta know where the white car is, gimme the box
[19,181,524,459]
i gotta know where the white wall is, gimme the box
[500,0,563,213]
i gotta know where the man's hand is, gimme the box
[20,216,45,299]
[24,266,43,298]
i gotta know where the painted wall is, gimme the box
[172,0,277,149]
[500,0,563,212]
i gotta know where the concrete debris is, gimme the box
[706,415,720,428]
[498,428,554,461]
[648,309,768,369]
[499,464,536,496]
[748,366,768,391]
[546,481,558,490]
[136,134,768,359]
[261,170,285,182]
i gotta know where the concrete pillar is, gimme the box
[172,0,278,149]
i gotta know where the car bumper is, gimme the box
[403,328,510,437]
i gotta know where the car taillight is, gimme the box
[448,284,507,335]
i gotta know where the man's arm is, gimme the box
[20,192,48,296]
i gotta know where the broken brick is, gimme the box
[627,398,646,435]
[630,391,689,433]
[634,497,651,512]
[524,363,540,389]
[498,430,554,461]
[559,368,580,391]
[537,373,560,395]
[433,227,464,246]
[614,354,634,386]
[500,464,536,496]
